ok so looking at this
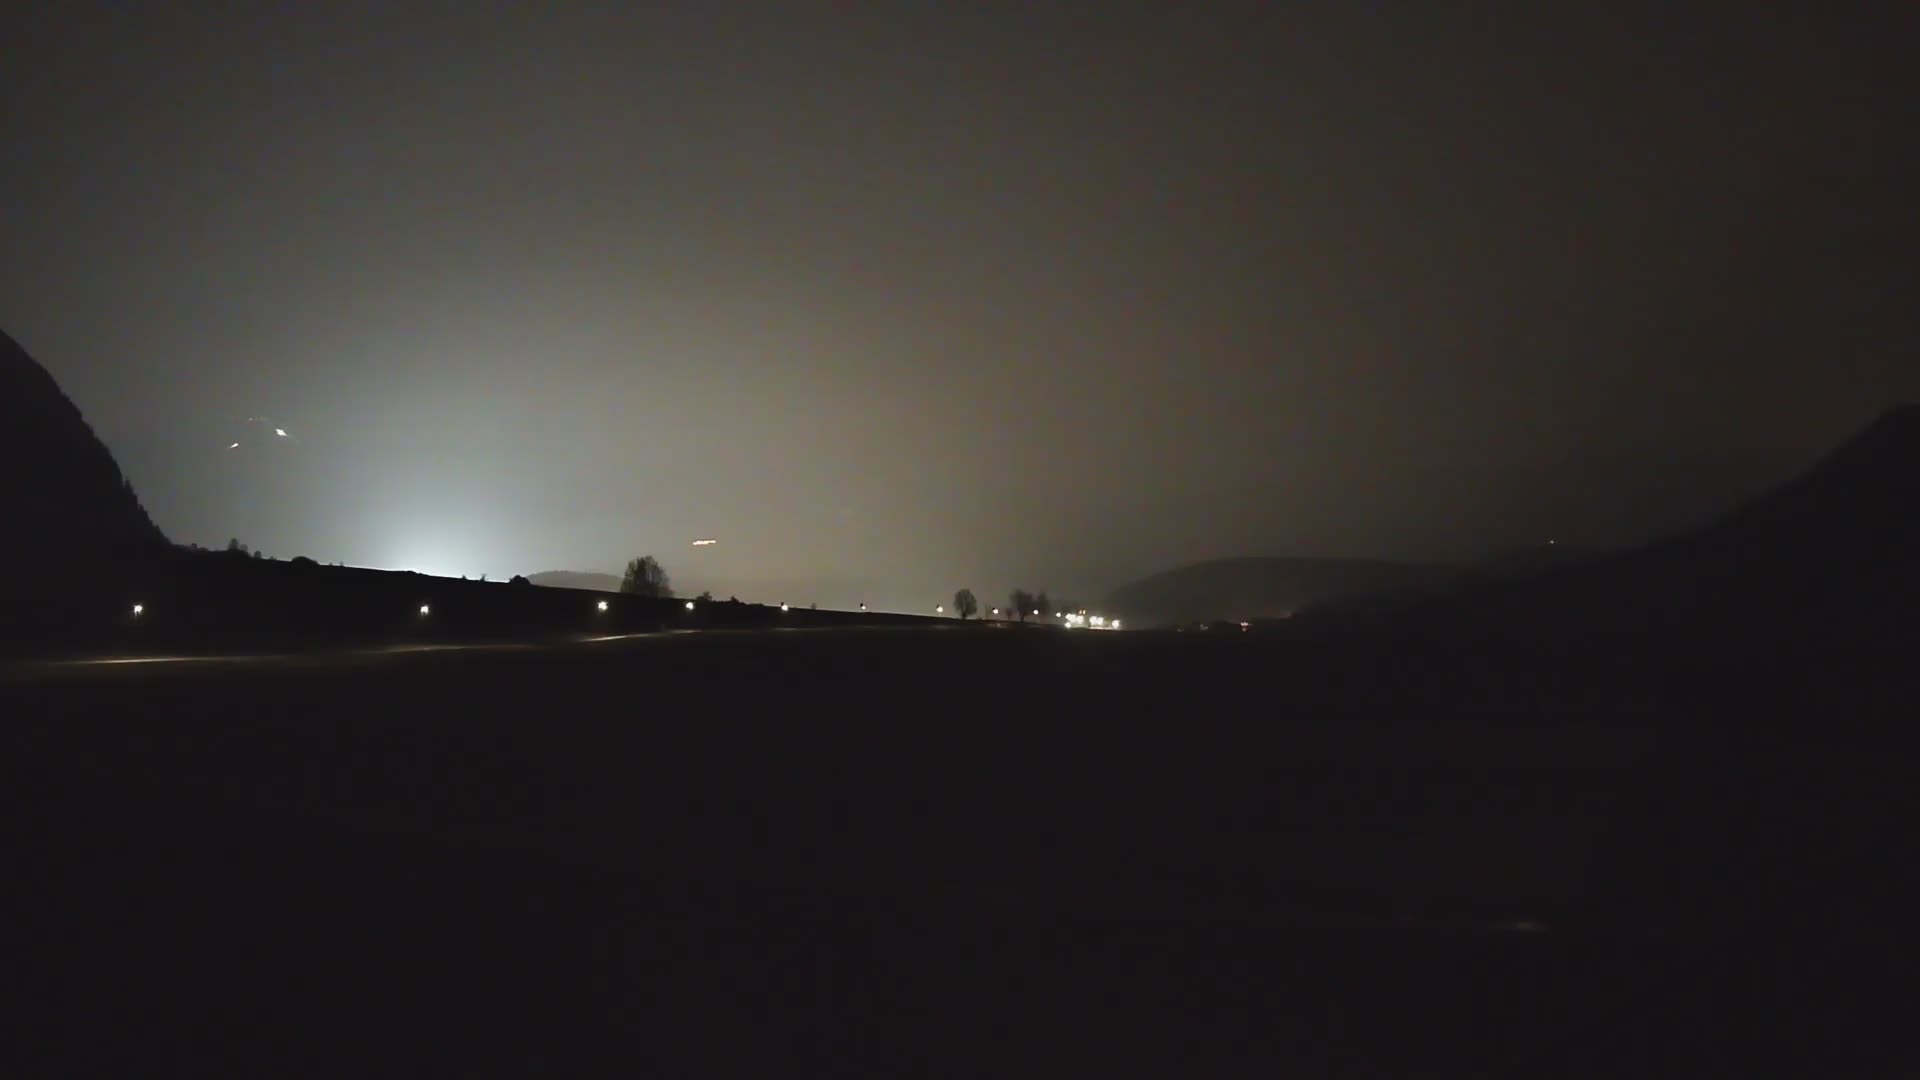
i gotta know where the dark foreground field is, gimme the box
[4,628,1910,1075]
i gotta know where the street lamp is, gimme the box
[685,600,696,611]
[596,599,609,612]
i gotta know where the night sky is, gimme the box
[5,4,1915,609]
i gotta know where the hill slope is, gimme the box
[526,570,623,593]
[1103,557,1459,627]
[0,329,166,559]
[1428,404,1920,662]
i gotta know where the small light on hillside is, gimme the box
[596,600,609,612]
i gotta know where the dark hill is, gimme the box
[0,329,166,559]
[1103,557,1459,627]
[526,570,623,593]
[1421,404,1920,668]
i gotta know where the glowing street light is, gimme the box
[131,603,144,617]
[780,602,790,612]
[685,600,696,610]
[1032,609,1040,616]
[418,604,431,616]
[991,607,1000,616]
[596,599,609,612]
[935,604,944,613]
[1111,619,1122,630]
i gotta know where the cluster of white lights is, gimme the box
[1062,612,1120,630]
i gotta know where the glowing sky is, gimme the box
[4,4,1915,609]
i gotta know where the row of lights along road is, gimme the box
[125,597,1118,628]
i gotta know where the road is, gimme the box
[4,628,1908,1073]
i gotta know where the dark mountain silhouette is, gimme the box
[1,329,167,560]
[1103,557,1459,627]
[526,570,622,593]
[1420,405,1920,665]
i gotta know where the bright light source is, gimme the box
[685,600,696,610]
[991,607,1000,616]
[596,600,609,612]
[1111,619,1121,630]
[418,604,431,616]
[274,428,288,438]
[692,538,717,546]
[859,603,868,611]
[131,603,144,616]
[935,604,944,613]
[227,442,240,450]
[780,602,790,612]
[1090,615,1106,627]
[1032,609,1040,616]
[1239,620,1250,630]
[1054,612,1062,618]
